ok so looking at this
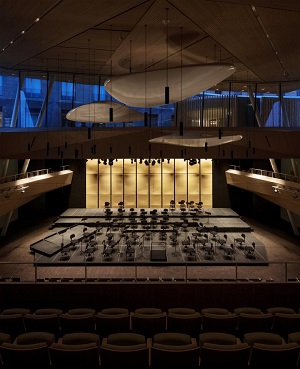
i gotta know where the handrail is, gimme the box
[228,166,300,184]
[0,260,299,284]
[0,165,70,185]
[249,168,300,183]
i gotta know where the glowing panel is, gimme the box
[104,64,236,107]
[149,133,243,147]
[66,101,143,123]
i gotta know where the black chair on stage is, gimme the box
[217,234,227,249]
[234,233,246,248]
[170,200,176,211]
[69,233,78,250]
[224,244,235,260]
[205,211,212,224]
[204,243,214,260]
[245,242,256,259]
[60,243,71,261]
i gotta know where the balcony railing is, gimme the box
[0,260,299,284]
[228,166,300,184]
[0,165,70,185]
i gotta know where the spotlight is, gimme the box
[103,159,107,165]
[131,159,133,164]
[144,160,149,166]
[151,160,156,166]
[167,159,170,164]
[139,158,143,164]
[157,159,161,164]
[109,159,113,166]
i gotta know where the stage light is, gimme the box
[144,160,149,166]
[151,160,156,166]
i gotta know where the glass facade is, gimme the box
[0,72,299,129]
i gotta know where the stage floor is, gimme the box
[31,208,268,266]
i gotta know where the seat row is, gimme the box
[0,307,300,342]
[0,330,300,368]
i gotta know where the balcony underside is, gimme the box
[225,169,300,215]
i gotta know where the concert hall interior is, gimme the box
[0,0,300,317]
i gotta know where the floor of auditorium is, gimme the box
[0,211,300,283]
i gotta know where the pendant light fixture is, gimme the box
[109,25,113,122]
[179,27,183,136]
[144,24,148,126]
[164,8,170,105]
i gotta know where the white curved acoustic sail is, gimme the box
[66,101,144,123]
[149,133,243,147]
[104,64,236,108]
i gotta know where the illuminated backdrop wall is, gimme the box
[86,159,212,209]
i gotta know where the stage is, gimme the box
[30,207,268,266]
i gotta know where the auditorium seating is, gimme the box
[0,305,299,367]
[0,342,51,368]
[100,332,149,368]
[151,332,200,368]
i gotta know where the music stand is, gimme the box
[205,211,211,224]
[58,228,67,245]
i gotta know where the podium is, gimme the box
[150,242,167,261]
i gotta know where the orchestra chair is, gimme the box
[0,314,26,341]
[167,308,202,337]
[14,331,55,346]
[95,308,130,338]
[100,333,148,369]
[151,332,200,369]
[199,332,238,347]
[61,332,100,346]
[0,342,51,368]
[24,314,61,340]
[59,313,96,335]
[201,313,238,335]
[271,313,300,342]
[234,307,263,315]
[35,308,63,316]
[0,333,11,344]
[249,342,299,369]
[243,332,283,346]
[49,342,100,368]
[131,308,166,338]
[201,308,230,316]
[266,307,296,315]
[237,313,274,337]
[199,342,250,369]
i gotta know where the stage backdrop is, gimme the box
[86,159,212,209]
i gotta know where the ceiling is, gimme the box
[0,0,299,94]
